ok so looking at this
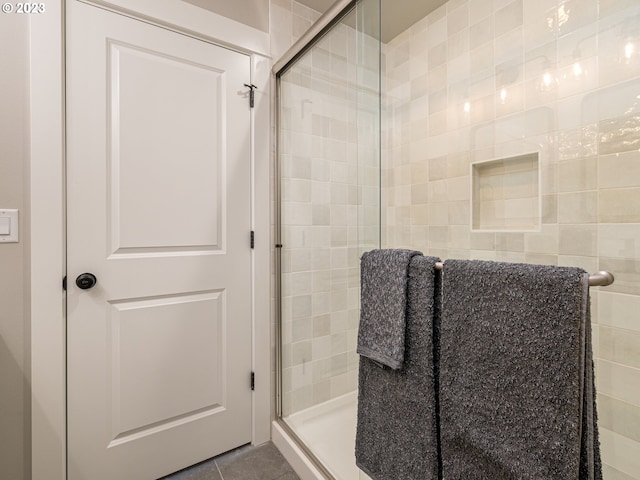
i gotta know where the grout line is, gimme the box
[215,460,225,480]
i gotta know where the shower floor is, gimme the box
[285,391,371,480]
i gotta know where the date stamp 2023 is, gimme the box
[2,3,46,14]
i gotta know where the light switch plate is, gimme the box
[0,209,19,243]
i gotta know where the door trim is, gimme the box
[77,0,270,56]
[30,3,271,479]
[30,3,66,479]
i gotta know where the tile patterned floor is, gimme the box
[161,442,300,480]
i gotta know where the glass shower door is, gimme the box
[276,0,380,479]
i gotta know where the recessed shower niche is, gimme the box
[471,153,540,232]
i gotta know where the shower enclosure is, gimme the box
[276,0,640,478]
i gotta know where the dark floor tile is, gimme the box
[216,442,300,480]
[274,472,301,480]
[213,443,254,466]
[160,457,222,480]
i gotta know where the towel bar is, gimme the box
[432,262,615,287]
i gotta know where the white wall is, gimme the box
[183,0,270,33]
[0,12,30,480]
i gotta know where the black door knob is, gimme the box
[76,273,97,290]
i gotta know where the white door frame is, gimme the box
[29,3,271,479]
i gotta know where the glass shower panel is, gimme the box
[355,0,381,255]
[278,0,380,479]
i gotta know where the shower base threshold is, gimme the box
[274,391,371,480]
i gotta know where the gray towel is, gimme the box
[357,249,422,369]
[356,255,441,480]
[440,259,602,480]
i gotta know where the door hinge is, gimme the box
[250,230,255,249]
[62,276,67,291]
[244,83,257,108]
[250,372,255,391]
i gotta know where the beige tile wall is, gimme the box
[383,0,640,477]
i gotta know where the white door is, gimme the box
[66,2,253,479]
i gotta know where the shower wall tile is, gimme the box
[447,2,468,36]
[559,225,598,257]
[599,360,640,408]
[468,0,492,20]
[447,0,467,12]
[600,0,640,19]
[494,0,523,37]
[599,258,640,296]
[449,225,470,249]
[470,14,494,48]
[312,380,331,404]
[471,249,498,261]
[597,78,640,121]
[599,151,640,189]
[291,340,312,366]
[524,225,558,254]
[469,231,495,250]
[557,57,598,98]
[599,116,640,155]
[541,194,557,224]
[449,200,470,224]
[601,464,637,480]
[599,428,640,479]
[557,95,597,130]
[291,318,312,342]
[598,13,640,88]
[524,253,558,265]
[412,204,430,225]
[555,2,593,37]
[598,394,640,444]
[558,156,596,192]
[291,363,313,390]
[558,24,597,68]
[313,316,330,337]
[557,191,597,224]
[428,203,448,225]
[495,232,524,252]
[495,250,525,263]
[522,0,558,49]
[448,29,470,60]
[557,254,597,273]
[428,16,447,47]
[599,188,640,223]
[558,124,598,161]
[600,327,640,370]
[599,224,640,260]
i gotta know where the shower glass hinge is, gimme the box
[244,83,257,108]
[250,230,255,249]
[62,276,67,291]
[251,372,255,391]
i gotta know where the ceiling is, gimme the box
[297,0,448,43]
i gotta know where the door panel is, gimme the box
[111,41,224,251]
[66,2,252,479]
[109,291,225,441]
